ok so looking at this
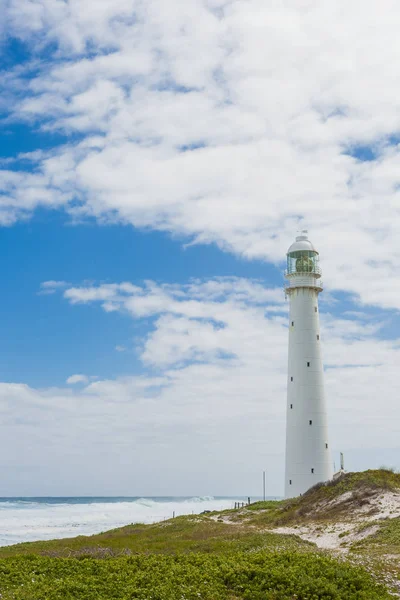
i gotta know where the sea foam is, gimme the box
[0,496,242,547]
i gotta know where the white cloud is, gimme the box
[1,1,400,308]
[39,280,69,295]
[66,374,90,385]
[0,276,394,496]
[0,2,399,494]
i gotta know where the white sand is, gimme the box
[272,490,400,552]
[211,489,400,552]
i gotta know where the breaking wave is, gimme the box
[0,496,243,547]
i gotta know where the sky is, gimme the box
[0,0,400,497]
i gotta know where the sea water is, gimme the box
[0,496,247,547]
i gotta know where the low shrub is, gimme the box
[0,551,391,600]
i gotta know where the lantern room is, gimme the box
[286,231,321,278]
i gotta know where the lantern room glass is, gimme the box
[287,250,320,275]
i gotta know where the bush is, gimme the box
[0,551,391,600]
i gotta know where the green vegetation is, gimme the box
[242,500,281,512]
[352,516,400,556]
[0,552,391,600]
[242,470,400,527]
[210,470,400,532]
[0,513,392,599]
[1,470,400,598]
[306,469,400,498]
[0,516,309,558]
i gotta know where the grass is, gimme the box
[1,470,400,598]
[0,515,311,559]
[352,516,400,556]
[237,470,400,527]
[243,500,282,512]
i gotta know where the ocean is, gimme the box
[0,496,248,547]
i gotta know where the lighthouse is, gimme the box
[284,231,332,498]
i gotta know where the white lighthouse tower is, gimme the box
[284,231,332,498]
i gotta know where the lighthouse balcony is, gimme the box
[284,274,323,292]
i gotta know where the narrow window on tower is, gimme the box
[290,404,293,409]
[325,443,328,449]
[315,307,318,313]
[291,321,294,326]
[307,362,310,367]
[289,480,292,485]
[317,334,320,340]
[309,420,312,425]
[311,468,314,474]
[291,376,293,382]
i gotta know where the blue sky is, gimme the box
[0,214,280,387]
[0,0,400,496]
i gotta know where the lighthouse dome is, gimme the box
[286,230,321,277]
[287,231,318,255]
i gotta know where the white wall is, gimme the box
[285,287,332,498]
